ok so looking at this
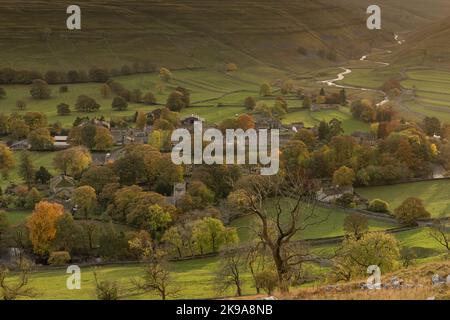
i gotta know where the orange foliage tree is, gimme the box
[26,201,64,256]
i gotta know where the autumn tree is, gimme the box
[143,92,157,105]
[94,126,114,151]
[75,95,100,112]
[332,166,355,187]
[302,95,312,109]
[28,128,53,150]
[18,152,35,187]
[161,226,185,258]
[159,67,172,82]
[394,197,430,226]
[26,201,64,256]
[136,110,147,130]
[80,166,119,194]
[259,83,272,97]
[244,96,256,110]
[0,144,15,179]
[25,188,42,209]
[53,146,92,177]
[10,118,30,140]
[128,230,153,261]
[72,186,98,219]
[112,96,128,111]
[57,103,71,116]
[100,83,112,98]
[166,91,185,112]
[423,116,441,137]
[30,79,51,99]
[192,217,238,254]
[332,232,400,281]
[343,213,368,240]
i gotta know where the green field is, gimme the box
[401,70,450,112]
[7,257,253,300]
[4,209,32,225]
[229,198,397,242]
[356,180,450,218]
[1,67,370,133]
[0,151,58,189]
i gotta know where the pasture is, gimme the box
[229,198,398,243]
[0,69,368,132]
[401,69,450,119]
[356,179,450,218]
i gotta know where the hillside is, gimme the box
[285,261,450,300]
[391,17,450,68]
[0,0,395,73]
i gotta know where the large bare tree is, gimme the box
[429,220,450,252]
[231,173,326,292]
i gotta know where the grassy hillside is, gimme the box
[391,18,450,68]
[0,0,394,73]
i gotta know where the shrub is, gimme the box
[336,193,356,208]
[255,270,278,295]
[394,197,431,226]
[368,199,389,213]
[16,100,26,110]
[48,251,71,265]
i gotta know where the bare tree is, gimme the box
[244,242,268,294]
[429,220,450,252]
[132,257,180,300]
[232,174,326,292]
[215,246,245,297]
[0,259,37,300]
[93,269,120,300]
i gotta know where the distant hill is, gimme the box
[0,0,394,73]
[390,17,450,68]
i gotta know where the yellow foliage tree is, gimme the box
[26,201,64,256]
[0,143,15,179]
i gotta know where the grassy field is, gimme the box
[0,151,58,189]
[1,68,370,133]
[10,257,255,300]
[4,209,32,225]
[229,198,397,243]
[401,70,450,112]
[9,226,445,300]
[356,180,450,218]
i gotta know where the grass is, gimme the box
[281,107,369,133]
[8,257,256,300]
[229,198,397,243]
[1,68,369,133]
[401,70,450,110]
[356,180,450,218]
[4,209,32,225]
[0,150,58,189]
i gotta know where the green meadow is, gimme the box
[356,180,450,218]
[229,198,397,243]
